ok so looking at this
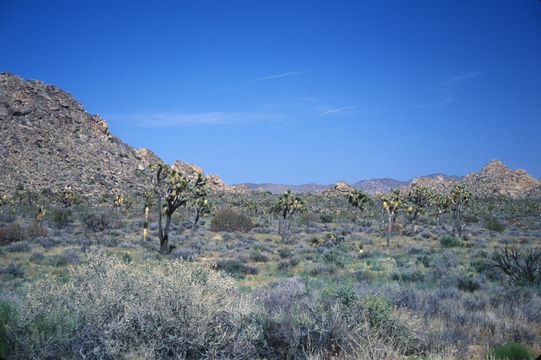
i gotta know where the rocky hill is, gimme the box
[353,178,409,194]
[461,159,540,198]
[241,183,330,194]
[323,180,357,196]
[0,73,241,197]
[0,72,154,197]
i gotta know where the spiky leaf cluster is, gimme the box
[449,185,472,211]
[149,162,207,217]
[406,186,432,218]
[348,189,370,212]
[58,186,78,209]
[275,189,305,220]
[380,189,404,214]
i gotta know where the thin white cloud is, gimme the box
[416,94,455,108]
[417,72,483,108]
[108,111,283,127]
[442,72,484,86]
[251,70,312,81]
[318,106,355,117]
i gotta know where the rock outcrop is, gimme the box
[0,72,150,196]
[323,180,356,196]
[461,159,540,198]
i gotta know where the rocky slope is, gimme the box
[0,73,240,197]
[0,72,153,196]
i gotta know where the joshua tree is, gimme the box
[190,188,212,236]
[431,193,450,228]
[275,190,304,242]
[57,186,78,225]
[380,189,404,247]
[405,186,432,233]
[0,193,6,216]
[113,194,124,213]
[348,189,370,224]
[149,162,207,254]
[448,185,472,238]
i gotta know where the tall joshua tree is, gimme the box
[348,189,370,224]
[149,162,206,254]
[449,185,472,238]
[380,189,404,247]
[275,190,304,242]
[405,186,432,234]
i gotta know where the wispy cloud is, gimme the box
[108,111,283,127]
[318,106,355,117]
[416,94,455,108]
[442,72,484,86]
[251,70,313,81]
[417,71,483,108]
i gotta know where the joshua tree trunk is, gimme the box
[452,209,462,238]
[160,214,172,254]
[191,211,200,236]
[386,211,393,248]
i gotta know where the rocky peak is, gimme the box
[462,159,539,198]
[323,180,356,196]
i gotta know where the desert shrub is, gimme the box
[309,263,339,276]
[3,240,31,253]
[249,250,269,263]
[210,208,253,232]
[456,273,481,292]
[1,263,25,278]
[25,222,47,239]
[8,250,260,359]
[82,212,112,232]
[277,257,299,270]
[51,208,72,228]
[391,268,425,283]
[170,246,197,261]
[29,251,46,264]
[298,212,319,226]
[490,246,541,284]
[0,223,26,245]
[255,281,416,359]
[215,259,259,278]
[0,299,16,359]
[486,218,506,232]
[463,214,479,224]
[319,214,334,223]
[52,248,80,267]
[322,250,344,267]
[278,247,293,258]
[486,342,534,360]
[440,234,463,248]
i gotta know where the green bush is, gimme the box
[487,342,534,360]
[440,234,463,248]
[210,208,254,232]
[0,299,16,359]
[486,218,506,232]
[52,208,72,228]
[319,214,334,223]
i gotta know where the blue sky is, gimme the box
[1,0,540,184]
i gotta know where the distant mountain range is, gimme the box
[1,72,539,199]
[242,175,465,195]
